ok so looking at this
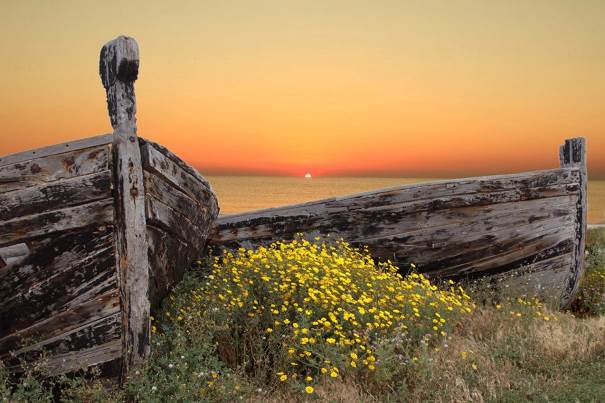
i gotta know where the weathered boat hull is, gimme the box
[0,134,218,377]
[209,138,587,308]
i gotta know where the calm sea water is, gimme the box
[206,176,605,225]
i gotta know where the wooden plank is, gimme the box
[6,339,123,376]
[43,339,122,375]
[559,137,587,308]
[10,312,121,360]
[212,196,575,283]
[423,228,574,279]
[363,200,576,270]
[484,253,572,301]
[143,170,210,228]
[0,198,113,246]
[145,195,207,247]
[0,293,120,360]
[141,142,219,213]
[0,145,110,194]
[0,134,112,168]
[146,226,193,308]
[140,138,213,191]
[0,226,116,331]
[357,196,575,244]
[143,168,218,309]
[211,189,578,245]
[0,171,111,221]
[216,168,579,225]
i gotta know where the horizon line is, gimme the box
[197,169,605,181]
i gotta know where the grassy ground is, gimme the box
[1,229,604,402]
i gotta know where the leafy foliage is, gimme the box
[570,228,605,316]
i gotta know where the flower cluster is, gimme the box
[163,237,475,394]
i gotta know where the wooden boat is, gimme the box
[209,138,587,309]
[0,37,219,377]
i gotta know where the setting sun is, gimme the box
[304,173,312,179]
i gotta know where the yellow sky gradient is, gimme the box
[1,0,603,177]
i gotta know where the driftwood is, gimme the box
[209,139,587,308]
[0,36,219,379]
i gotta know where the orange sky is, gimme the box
[1,0,604,178]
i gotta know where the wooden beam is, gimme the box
[559,137,587,308]
[100,35,150,378]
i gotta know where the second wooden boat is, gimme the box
[209,138,587,309]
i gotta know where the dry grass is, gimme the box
[259,305,605,402]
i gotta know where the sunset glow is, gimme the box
[0,1,604,178]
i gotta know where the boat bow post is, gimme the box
[100,35,150,375]
[559,137,587,308]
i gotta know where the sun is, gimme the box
[304,173,312,178]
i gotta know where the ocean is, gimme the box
[206,176,605,225]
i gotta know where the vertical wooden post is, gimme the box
[100,35,150,378]
[559,137,587,308]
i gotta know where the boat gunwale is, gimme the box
[216,166,581,222]
[0,134,113,168]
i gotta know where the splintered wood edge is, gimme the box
[0,134,113,168]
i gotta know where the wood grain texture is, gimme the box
[145,195,205,246]
[100,36,139,133]
[146,226,192,308]
[42,339,122,375]
[485,252,572,301]
[0,171,112,221]
[140,138,213,191]
[0,198,114,246]
[0,134,112,168]
[111,132,150,376]
[143,170,211,229]
[0,226,116,331]
[216,168,578,227]
[141,142,219,307]
[1,295,120,362]
[0,224,120,375]
[559,137,587,308]
[140,142,218,213]
[0,145,110,194]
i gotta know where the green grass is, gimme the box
[2,229,604,402]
